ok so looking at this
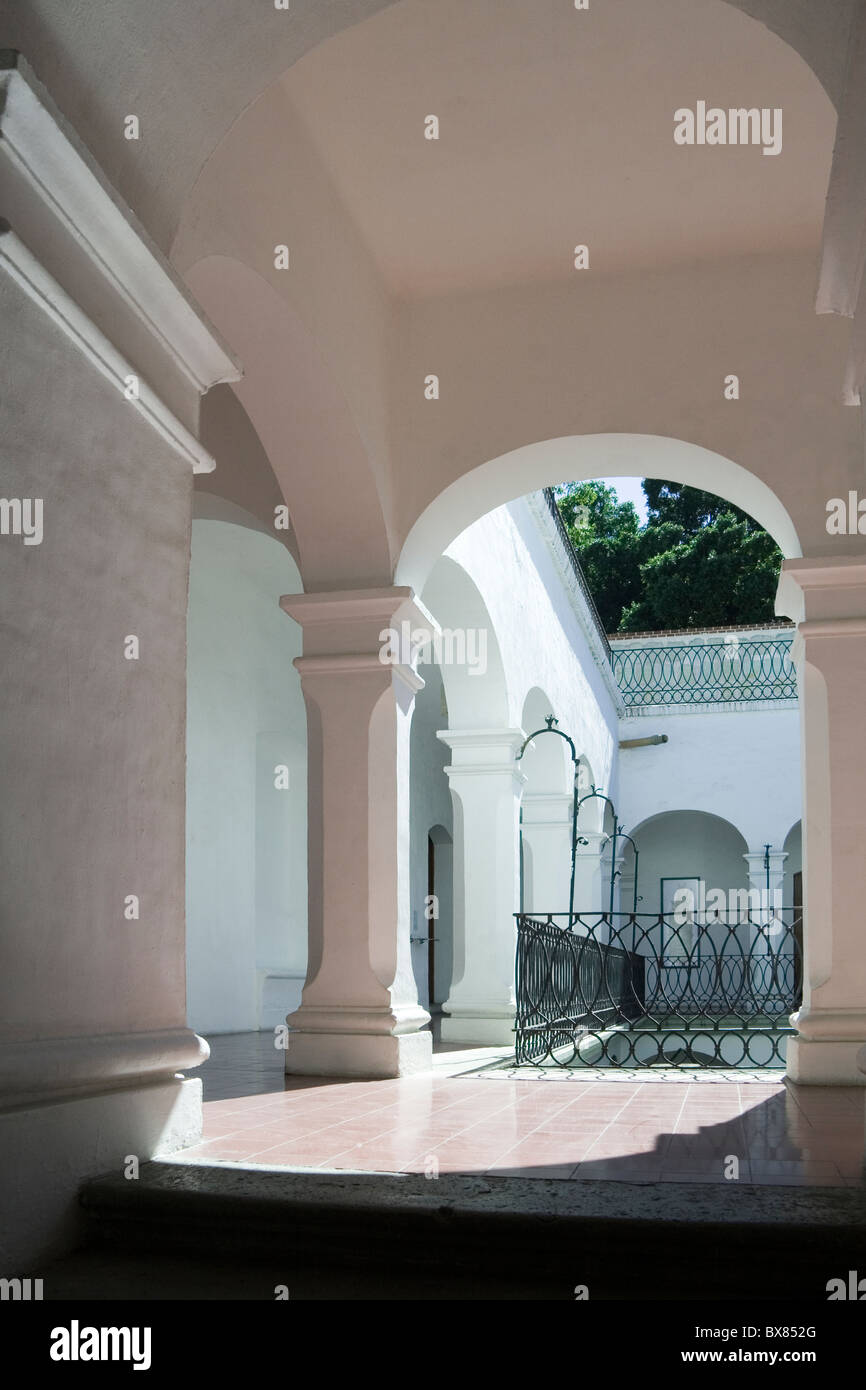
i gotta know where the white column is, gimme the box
[611,851,628,914]
[744,849,788,1001]
[744,850,788,922]
[520,792,573,915]
[778,557,866,1083]
[438,729,525,1045]
[573,832,609,916]
[280,588,432,1078]
[619,855,638,917]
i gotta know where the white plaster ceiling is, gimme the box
[281,0,837,296]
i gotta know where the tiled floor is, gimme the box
[172,1032,866,1186]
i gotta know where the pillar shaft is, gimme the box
[280,588,432,1077]
[520,792,573,914]
[574,832,610,916]
[438,729,525,1044]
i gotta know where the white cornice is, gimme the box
[0,52,242,395]
[0,222,217,473]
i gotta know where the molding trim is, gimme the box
[0,52,241,395]
[781,556,866,589]
[282,588,437,682]
[799,615,866,638]
[0,1027,209,1109]
[778,555,866,623]
[620,697,799,719]
[295,651,425,693]
[281,587,417,627]
[0,221,216,472]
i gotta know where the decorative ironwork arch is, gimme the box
[517,715,639,916]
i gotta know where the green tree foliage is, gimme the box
[554,480,783,634]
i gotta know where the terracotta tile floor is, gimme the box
[172,1033,866,1185]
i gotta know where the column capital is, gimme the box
[744,850,788,871]
[281,586,435,652]
[521,791,574,825]
[436,728,525,750]
[437,728,527,788]
[575,831,609,856]
[283,587,438,696]
[777,556,866,625]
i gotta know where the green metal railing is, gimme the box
[611,636,796,708]
[515,909,802,1068]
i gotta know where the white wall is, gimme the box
[186,517,307,1034]
[444,495,621,789]
[619,705,801,853]
[409,493,623,1007]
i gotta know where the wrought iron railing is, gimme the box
[611,636,796,708]
[515,910,802,1068]
[542,488,612,663]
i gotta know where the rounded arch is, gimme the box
[396,434,802,595]
[628,807,752,848]
[184,254,394,591]
[783,817,804,851]
[520,688,573,798]
[419,554,509,731]
[624,808,751,913]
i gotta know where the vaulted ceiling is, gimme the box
[281,0,836,296]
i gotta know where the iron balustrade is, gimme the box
[515,909,803,1068]
[611,636,796,708]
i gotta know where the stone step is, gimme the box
[78,1160,866,1301]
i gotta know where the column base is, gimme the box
[0,1076,202,1269]
[786,1035,866,1086]
[440,1011,516,1047]
[285,1025,432,1079]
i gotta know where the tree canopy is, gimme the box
[554,480,783,634]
